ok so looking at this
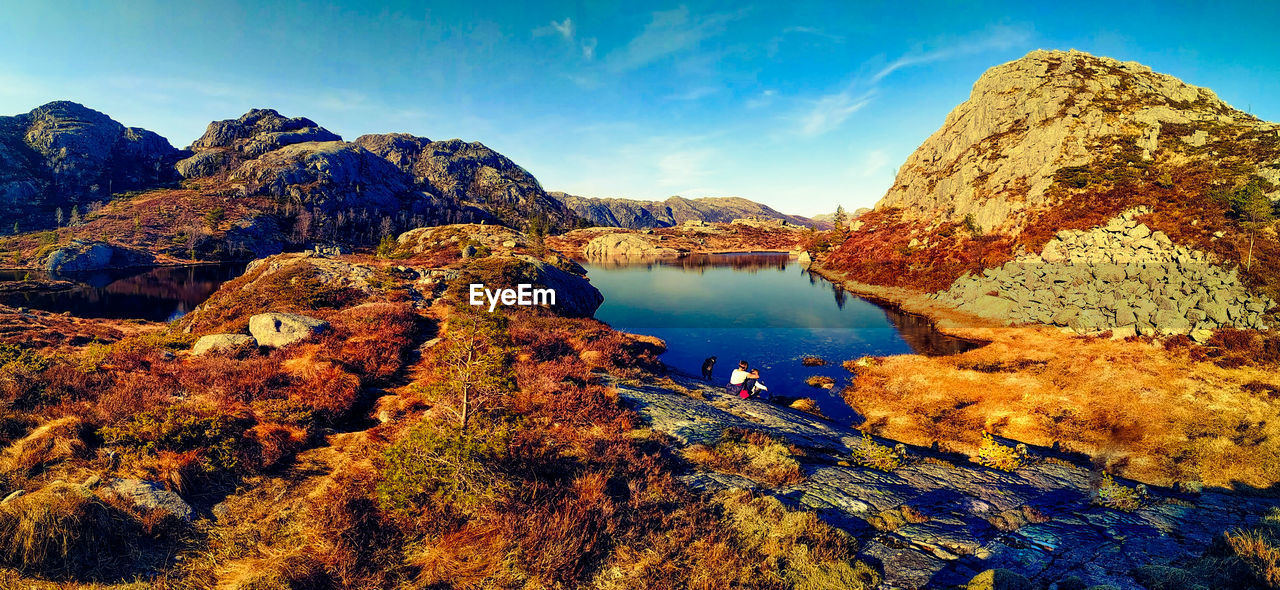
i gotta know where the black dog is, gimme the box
[701,356,717,381]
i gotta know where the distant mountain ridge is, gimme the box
[550,193,826,229]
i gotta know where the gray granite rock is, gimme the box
[615,375,1280,590]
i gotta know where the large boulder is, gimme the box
[107,478,194,521]
[43,240,154,273]
[191,333,256,355]
[517,255,604,317]
[249,312,329,348]
[582,233,681,259]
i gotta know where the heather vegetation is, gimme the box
[0,242,881,587]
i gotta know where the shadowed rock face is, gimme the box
[0,101,181,227]
[551,192,822,229]
[355,133,576,229]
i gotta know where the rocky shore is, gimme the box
[619,375,1276,590]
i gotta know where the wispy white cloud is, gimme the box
[745,89,776,109]
[657,147,717,188]
[791,24,1031,137]
[871,24,1031,83]
[852,148,891,179]
[782,26,846,44]
[666,86,719,101]
[550,17,574,40]
[604,6,745,73]
[537,16,598,62]
[797,90,874,136]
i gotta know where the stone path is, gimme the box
[616,376,1279,589]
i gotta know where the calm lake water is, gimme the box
[0,263,248,322]
[583,252,979,425]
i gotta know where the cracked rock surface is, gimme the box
[616,375,1278,590]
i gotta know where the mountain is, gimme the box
[0,101,182,230]
[0,105,586,268]
[876,49,1278,233]
[354,133,576,229]
[821,49,1280,334]
[549,193,825,229]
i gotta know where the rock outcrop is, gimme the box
[932,208,1274,337]
[582,233,681,259]
[191,333,256,355]
[552,193,822,229]
[618,375,1278,589]
[0,101,181,228]
[248,312,329,348]
[876,49,1278,232]
[175,108,341,176]
[107,478,194,521]
[229,141,410,213]
[42,239,155,273]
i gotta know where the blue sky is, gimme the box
[2,1,1278,216]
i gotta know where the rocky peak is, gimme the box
[352,133,432,170]
[0,101,180,227]
[187,108,341,158]
[876,49,1274,232]
[355,134,576,229]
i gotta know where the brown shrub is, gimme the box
[0,417,87,485]
[0,483,141,578]
[684,428,805,487]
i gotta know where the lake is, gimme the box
[0,263,248,322]
[583,252,980,426]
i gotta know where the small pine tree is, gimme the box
[376,234,398,258]
[1233,179,1275,270]
[11,222,17,235]
[54,208,64,227]
[69,206,81,226]
[832,206,848,234]
[433,306,516,433]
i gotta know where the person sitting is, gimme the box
[727,360,759,399]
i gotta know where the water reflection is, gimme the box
[0,263,248,322]
[583,252,982,426]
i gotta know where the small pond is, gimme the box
[582,252,980,425]
[0,263,248,322]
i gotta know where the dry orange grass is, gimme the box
[844,325,1280,488]
[684,428,805,487]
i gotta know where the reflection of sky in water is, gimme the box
[583,253,922,426]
